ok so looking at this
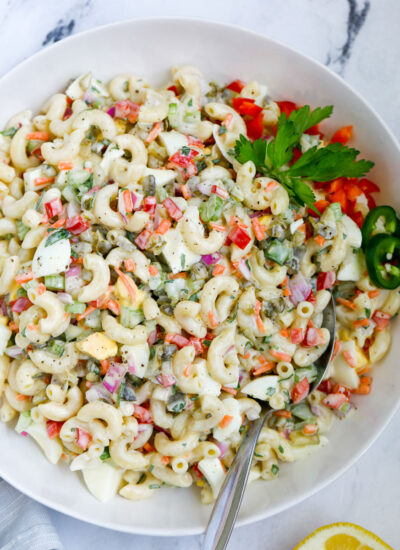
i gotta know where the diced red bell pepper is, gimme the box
[306,289,316,304]
[232,97,263,116]
[277,100,297,118]
[143,196,157,215]
[343,181,363,202]
[167,85,179,96]
[245,112,264,140]
[305,123,321,136]
[10,297,32,313]
[331,125,353,145]
[304,327,326,346]
[332,383,351,399]
[133,404,153,424]
[76,428,92,450]
[318,379,333,394]
[291,147,302,164]
[350,210,364,228]
[211,185,229,200]
[45,198,63,218]
[229,226,251,250]
[46,420,64,439]
[114,99,140,123]
[291,377,310,404]
[165,333,191,348]
[358,178,380,194]
[163,198,183,221]
[372,310,391,331]
[290,328,304,344]
[317,271,336,291]
[308,199,330,218]
[169,149,198,166]
[322,392,348,410]
[134,229,152,250]
[226,80,245,93]
[366,193,376,210]
[190,337,204,355]
[66,216,89,235]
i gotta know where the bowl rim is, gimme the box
[0,15,399,537]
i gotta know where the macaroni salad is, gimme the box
[0,67,397,504]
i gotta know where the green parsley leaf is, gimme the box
[234,135,266,166]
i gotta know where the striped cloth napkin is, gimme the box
[0,479,64,550]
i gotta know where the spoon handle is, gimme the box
[201,411,269,550]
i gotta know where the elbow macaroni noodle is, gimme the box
[0,67,395,504]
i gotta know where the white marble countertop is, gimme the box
[0,1,399,548]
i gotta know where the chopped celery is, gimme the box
[120,306,144,328]
[67,169,92,187]
[265,239,291,265]
[64,324,85,341]
[27,139,43,154]
[65,301,86,314]
[156,186,168,202]
[327,202,343,221]
[291,402,316,421]
[0,126,18,137]
[167,103,179,128]
[16,287,27,298]
[61,185,77,202]
[16,220,30,241]
[199,195,224,222]
[289,431,320,447]
[44,275,65,291]
[47,339,65,357]
[15,411,32,434]
[294,365,318,384]
[84,308,101,329]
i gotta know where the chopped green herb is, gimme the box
[0,126,18,137]
[100,447,111,461]
[45,228,71,247]
[271,464,279,475]
[278,445,284,454]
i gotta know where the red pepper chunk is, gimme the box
[229,226,251,250]
[66,216,89,235]
[165,333,191,348]
[308,199,330,218]
[277,100,297,118]
[46,420,64,439]
[134,229,152,250]
[291,377,310,404]
[143,196,157,215]
[167,85,179,96]
[211,185,229,200]
[317,271,336,291]
[318,379,333,394]
[163,198,183,220]
[10,297,32,313]
[169,149,198,166]
[331,125,353,145]
[44,198,63,218]
[245,112,264,140]
[304,327,326,346]
[114,99,140,123]
[226,80,245,93]
[232,97,263,116]
[290,328,304,344]
[133,404,153,424]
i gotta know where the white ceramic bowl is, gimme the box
[0,17,399,537]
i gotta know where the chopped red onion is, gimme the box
[289,273,312,306]
[249,210,268,218]
[21,431,28,437]
[107,106,116,118]
[87,185,100,196]
[157,373,177,388]
[103,362,127,394]
[215,441,228,457]
[83,90,96,104]
[5,346,23,358]
[310,405,322,417]
[202,252,222,266]
[196,182,212,196]
[238,259,252,280]
[147,330,157,345]
[283,427,292,440]
[10,297,31,313]
[57,292,73,304]
[66,266,81,279]
[86,383,113,403]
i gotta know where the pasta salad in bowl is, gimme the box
[0,64,398,506]
[0,18,399,535]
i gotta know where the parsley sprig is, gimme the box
[234,105,374,213]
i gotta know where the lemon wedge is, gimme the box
[294,523,393,550]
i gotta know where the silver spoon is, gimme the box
[202,294,336,550]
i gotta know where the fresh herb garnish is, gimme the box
[45,228,71,247]
[234,105,374,213]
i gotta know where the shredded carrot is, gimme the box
[336,297,356,309]
[143,442,155,453]
[253,363,275,376]
[270,349,292,362]
[180,184,191,199]
[368,290,380,299]
[254,300,266,334]
[303,424,318,435]
[251,217,266,241]
[274,410,292,418]
[279,329,289,338]
[280,276,291,297]
[357,365,371,376]
[106,299,120,316]
[36,283,46,295]
[17,394,29,401]
[353,376,372,394]
[209,222,226,232]
[44,218,67,235]
[26,131,49,141]
[265,180,279,192]
[27,325,39,333]
[169,271,187,279]
[34,176,55,187]
[331,339,341,362]
[15,269,34,284]
[161,456,170,465]
[220,460,228,473]
[183,363,192,377]
[223,113,233,130]
[212,264,225,276]
[297,223,306,233]
[76,305,96,321]
[208,309,218,328]
[124,258,135,272]
[58,161,74,171]
[9,322,19,332]
[221,386,238,395]
[219,414,234,429]
[145,122,162,143]
[100,360,110,375]
[239,352,251,359]
[122,189,133,213]
[155,219,171,235]
[148,265,159,276]
[114,266,136,303]
[314,235,326,247]
[353,318,370,328]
